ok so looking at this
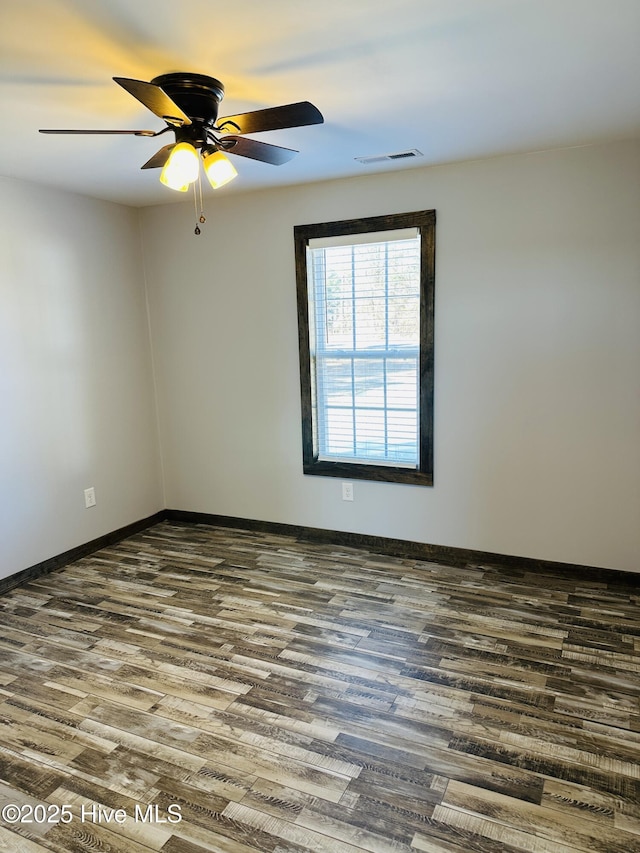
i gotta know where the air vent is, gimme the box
[355,149,423,165]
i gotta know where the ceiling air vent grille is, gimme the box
[355,149,423,165]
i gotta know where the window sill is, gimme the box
[303,458,433,486]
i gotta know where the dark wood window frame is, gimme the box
[294,209,435,486]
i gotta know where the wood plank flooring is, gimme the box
[0,521,639,853]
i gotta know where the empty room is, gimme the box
[1,1,639,851]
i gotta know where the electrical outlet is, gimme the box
[84,487,96,508]
[342,482,354,502]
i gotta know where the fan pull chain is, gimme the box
[193,173,206,235]
[198,173,206,224]
[193,181,201,235]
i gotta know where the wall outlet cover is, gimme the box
[342,482,354,501]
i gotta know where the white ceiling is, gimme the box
[1,0,639,207]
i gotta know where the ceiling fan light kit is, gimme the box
[159,144,238,192]
[40,72,323,233]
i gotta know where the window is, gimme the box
[295,210,435,485]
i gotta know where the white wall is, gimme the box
[0,178,164,579]
[141,139,640,573]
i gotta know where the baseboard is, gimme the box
[0,511,168,596]
[165,509,639,587]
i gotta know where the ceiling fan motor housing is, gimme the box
[151,73,225,128]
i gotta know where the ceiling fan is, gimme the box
[39,72,324,195]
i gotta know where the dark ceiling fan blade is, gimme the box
[39,128,157,136]
[113,77,191,127]
[141,143,176,170]
[216,101,323,135]
[221,136,298,165]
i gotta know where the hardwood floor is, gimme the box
[0,521,639,853]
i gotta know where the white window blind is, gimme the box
[307,231,421,467]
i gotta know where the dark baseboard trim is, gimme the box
[165,509,639,587]
[0,511,168,596]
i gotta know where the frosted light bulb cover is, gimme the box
[203,150,237,189]
[159,142,200,191]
